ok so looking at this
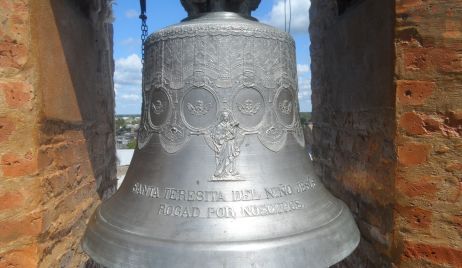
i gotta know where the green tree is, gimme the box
[127,139,137,149]
[115,117,126,129]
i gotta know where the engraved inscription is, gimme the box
[241,200,304,217]
[232,189,262,201]
[158,204,200,218]
[132,183,160,198]
[132,178,316,219]
[295,178,317,193]
[132,178,316,202]
[163,188,226,202]
[264,184,294,199]
[207,207,236,218]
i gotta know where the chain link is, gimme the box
[139,0,148,64]
[141,20,148,63]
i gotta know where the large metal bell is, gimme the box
[82,1,359,267]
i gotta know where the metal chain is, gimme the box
[139,0,148,64]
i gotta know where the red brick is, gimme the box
[0,81,32,108]
[0,0,9,10]
[403,242,462,267]
[0,40,28,70]
[430,48,462,73]
[396,0,424,14]
[0,116,15,143]
[399,112,426,135]
[0,191,24,211]
[452,215,462,232]
[1,151,38,177]
[401,47,462,74]
[0,244,38,268]
[0,213,43,243]
[44,141,88,170]
[423,117,442,132]
[443,20,462,39]
[397,80,435,106]
[397,206,432,229]
[396,177,438,200]
[398,143,430,167]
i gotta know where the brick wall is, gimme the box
[310,0,396,266]
[0,0,116,267]
[394,0,462,267]
[311,0,462,267]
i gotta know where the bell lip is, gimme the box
[81,201,360,267]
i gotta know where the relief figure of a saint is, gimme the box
[209,111,244,179]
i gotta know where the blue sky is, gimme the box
[113,0,311,114]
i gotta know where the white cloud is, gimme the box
[297,63,310,76]
[114,54,142,86]
[121,37,140,46]
[262,0,310,33]
[297,71,312,111]
[298,77,311,98]
[125,9,138,19]
[115,54,142,108]
[120,94,141,102]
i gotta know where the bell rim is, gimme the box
[82,201,360,267]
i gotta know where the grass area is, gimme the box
[300,112,312,125]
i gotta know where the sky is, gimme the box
[113,0,311,115]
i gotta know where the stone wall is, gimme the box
[0,0,116,267]
[311,0,462,267]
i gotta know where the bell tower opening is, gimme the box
[2,0,459,267]
[83,1,360,267]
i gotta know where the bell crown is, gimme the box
[181,0,261,18]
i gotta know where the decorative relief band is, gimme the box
[146,23,295,47]
[138,22,304,180]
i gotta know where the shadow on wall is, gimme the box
[31,0,117,266]
[310,0,396,267]
[42,0,117,199]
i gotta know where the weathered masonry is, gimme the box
[0,0,116,267]
[311,0,462,267]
